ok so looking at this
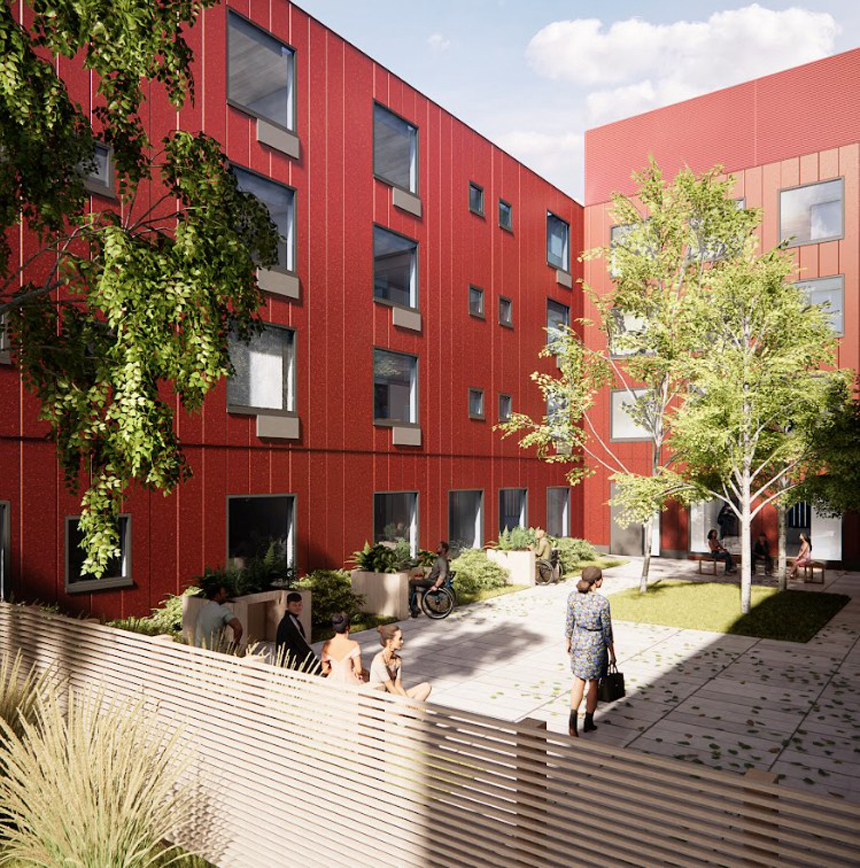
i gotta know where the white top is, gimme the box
[369,652,401,690]
[194,601,235,648]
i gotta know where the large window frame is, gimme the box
[65,514,133,593]
[227,9,296,133]
[227,324,297,417]
[795,274,845,337]
[373,225,419,311]
[232,165,297,274]
[610,388,651,442]
[547,487,570,539]
[0,501,9,601]
[546,299,570,351]
[373,102,419,195]
[373,348,419,425]
[546,211,570,272]
[374,491,419,556]
[226,493,296,569]
[499,488,528,533]
[449,489,484,552]
[779,178,845,248]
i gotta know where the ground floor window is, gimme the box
[449,490,483,552]
[499,488,527,533]
[374,492,418,555]
[546,487,569,538]
[227,495,295,568]
[65,515,132,590]
[0,502,8,601]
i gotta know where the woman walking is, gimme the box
[321,613,364,684]
[788,532,813,581]
[565,566,616,737]
[369,624,432,701]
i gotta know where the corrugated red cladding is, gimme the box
[0,2,583,618]
[583,48,860,564]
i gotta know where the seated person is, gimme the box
[321,613,363,684]
[194,582,243,649]
[275,592,321,673]
[752,532,773,576]
[409,541,449,618]
[369,625,431,701]
[530,527,554,578]
[707,529,736,574]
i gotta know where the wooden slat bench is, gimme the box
[789,559,826,584]
[688,553,740,575]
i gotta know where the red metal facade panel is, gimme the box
[1,1,581,617]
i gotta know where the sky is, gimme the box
[296,1,860,201]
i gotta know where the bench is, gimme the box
[789,559,825,584]
[688,553,740,575]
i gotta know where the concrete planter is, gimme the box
[181,589,312,647]
[350,570,412,620]
[487,549,535,586]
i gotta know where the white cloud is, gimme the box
[526,5,839,123]
[495,130,584,197]
[427,32,451,52]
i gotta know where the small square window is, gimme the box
[233,166,296,272]
[780,179,844,247]
[228,325,296,413]
[66,515,132,590]
[795,275,844,336]
[228,11,295,131]
[547,212,570,271]
[469,388,485,420]
[469,182,484,216]
[498,393,512,422]
[374,104,418,194]
[499,200,513,232]
[499,297,513,327]
[374,226,418,309]
[469,285,484,318]
[374,349,418,423]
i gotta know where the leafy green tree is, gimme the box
[0,2,279,576]
[500,161,758,592]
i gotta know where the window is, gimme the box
[468,285,484,318]
[546,299,570,351]
[228,495,295,567]
[66,515,131,591]
[609,223,638,278]
[689,198,747,262]
[0,502,9,600]
[84,142,113,196]
[796,275,844,336]
[374,349,417,423]
[499,489,527,533]
[228,325,295,413]
[469,388,484,420]
[547,212,570,271]
[227,11,295,131]
[374,492,418,555]
[499,199,513,232]
[787,501,811,530]
[0,312,9,359]
[499,296,513,327]
[374,226,417,309]
[609,309,646,358]
[547,488,570,538]
[469,182,484,216]
[498,393,512,422]
[374,104,418,193]
[233,167,296,272]
[611,389,650,441]
[780,179,844,246]
[449,490,483,551]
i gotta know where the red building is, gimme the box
[582,48,860,567]
[0,2,582,617]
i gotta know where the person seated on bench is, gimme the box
[707,529,737,574]
[753,532,773,576]
[788,532,812,581]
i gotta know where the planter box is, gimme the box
[351,570,412,620]
[182,589,312,647]
[487,549,535,587]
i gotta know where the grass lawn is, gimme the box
[607,580,850,642]
[566,557,627,578]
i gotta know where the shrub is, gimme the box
[553,537,599,574]
[295,570,366,633]
[349,542,399,573]
[110,587,201,637]
[194,541,295,599]
[0,651,53,744]
[493,527,536,551]
[450,549,510,596]
[0,689,192,867]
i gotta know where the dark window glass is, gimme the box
[499,297,512,326]
[373,227,417,308]
[233,167,295,271]
[374,105,417,193]
[374,492,417,554]
[469,389,484,419]
[547,212,569,271]
[499,200,513,231]
[228,496,294,566]
[498,394,512,422]
[547,488,570,538]
[374,349,416,422]
[469,183,484,215]
[228,11,294,130]
[546,299,570,349]
[68,517,129,583]
[469,286,484,317]
[449,491,482,551]
[499,489,527,532]
[228,326,294,412]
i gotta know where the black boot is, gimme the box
[568,710,578,738]
[583,712,598,733]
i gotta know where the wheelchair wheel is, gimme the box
[421,587,455,619]
[536,562,554,585]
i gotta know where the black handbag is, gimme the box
[598,663,625,702]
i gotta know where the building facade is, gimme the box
[582,48,860,567]
[0,1,582,618]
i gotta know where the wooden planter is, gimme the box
[486,549,535,586]
[350,570,412,620]
[181,588,312,647]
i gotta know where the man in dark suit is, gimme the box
[753,532,774,576]
[275,592,321,673]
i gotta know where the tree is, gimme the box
[1,2,279,576]
[500,161,758,593]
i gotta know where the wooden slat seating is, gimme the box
[789,559,826,584]
[688,553,740,575]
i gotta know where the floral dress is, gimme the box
[565,591,613,681]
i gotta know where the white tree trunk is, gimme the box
[640,517,652,594]
[777,503,787,591]
[740,472,752,614]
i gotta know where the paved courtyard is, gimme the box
[316,557,860,803]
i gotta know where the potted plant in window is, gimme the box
[487,527,538,586]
